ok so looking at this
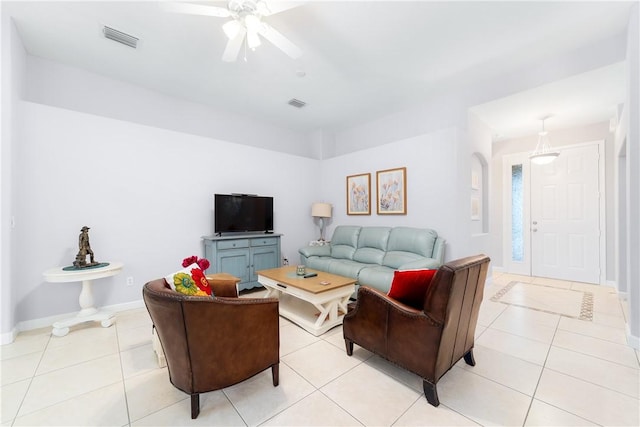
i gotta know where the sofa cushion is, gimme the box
[387,269,437,308]
[326,259,368,279]
[387,227,438,258]
[353,227,390,265]
[305,256,334,272]
[330,226,361,260]
[382,251,425,269]
[399,258,442,270]
[331,225,362,247]
[357,265,396,292]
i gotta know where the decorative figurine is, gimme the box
[73,226,99,268]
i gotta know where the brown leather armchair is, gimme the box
[142,278,280,419]
[343,254,490,407]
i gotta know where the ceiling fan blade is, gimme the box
[258,23,302,59]
[222,26,247,62]
[257,1,305,16]
[162,2,231,18]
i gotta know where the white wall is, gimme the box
[1,15,27,341]
[319,127,474,262]
[622,3,639,346]
[12,101,319,324]
[25,56,317,159]
[467,112,493,258]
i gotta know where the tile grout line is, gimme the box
[525,313,629,426]
[522,310,561,426]
[114,321,133,426]
[8,332,53,425]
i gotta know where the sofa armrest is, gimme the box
[432,237,446,264]
[299,245,331,258]
[398,258,441,270]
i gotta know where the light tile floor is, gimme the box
[1,273,639,426]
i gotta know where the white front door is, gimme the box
[502,142,604,284]
[530,144,601,283]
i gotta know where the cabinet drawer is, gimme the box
[251,237,278,247]
[217,239,249,250]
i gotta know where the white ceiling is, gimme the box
[3,1,634,139]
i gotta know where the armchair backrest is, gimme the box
[142,279,280,393]
[424,254,490,379]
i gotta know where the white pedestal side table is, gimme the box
[43,261,123,337]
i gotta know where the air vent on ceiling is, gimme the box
[288,98,306,108]
[103,26,138,48]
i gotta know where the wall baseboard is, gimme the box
[627,324,640,350]
[1,299,145,345]
[1,329,18,346]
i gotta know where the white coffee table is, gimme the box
[257,266,356,336]
[43,261,123,336]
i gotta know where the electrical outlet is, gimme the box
[126,276,134,287]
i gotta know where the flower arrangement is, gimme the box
[182,255,210,271]
[172,255,212,296]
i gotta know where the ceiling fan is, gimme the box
[164,0,303,62]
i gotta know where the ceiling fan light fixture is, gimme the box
[247,30,261,49]
[222,20,241,39]
[530,117,560,165]
[244,14,261,33]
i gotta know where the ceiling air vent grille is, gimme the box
[288,98,306,108]
[103,26,138,48]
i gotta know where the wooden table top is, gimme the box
[257,266,356,294]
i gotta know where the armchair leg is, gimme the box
[345,339,354,356]
[191,394,200,419]
[272,363,279,387]
[464,349,476,366]
[423,381,440,407]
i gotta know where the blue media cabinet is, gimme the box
[202,234,282,291]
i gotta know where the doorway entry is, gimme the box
[503,141,605,284]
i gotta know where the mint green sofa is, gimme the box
[298,226,445,293]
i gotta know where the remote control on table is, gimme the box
[303,272,318,278]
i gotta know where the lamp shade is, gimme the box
[311,202,332,218]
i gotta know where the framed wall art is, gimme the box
[346,173,371,215]
[471,171,480,190]
[376,167,406,215]
[471,196,481,220]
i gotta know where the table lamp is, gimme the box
[311,202,332,241]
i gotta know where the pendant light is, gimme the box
[530,116,560,165]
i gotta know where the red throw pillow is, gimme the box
[388,269,437,308]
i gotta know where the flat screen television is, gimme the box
[214,194,274,234]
